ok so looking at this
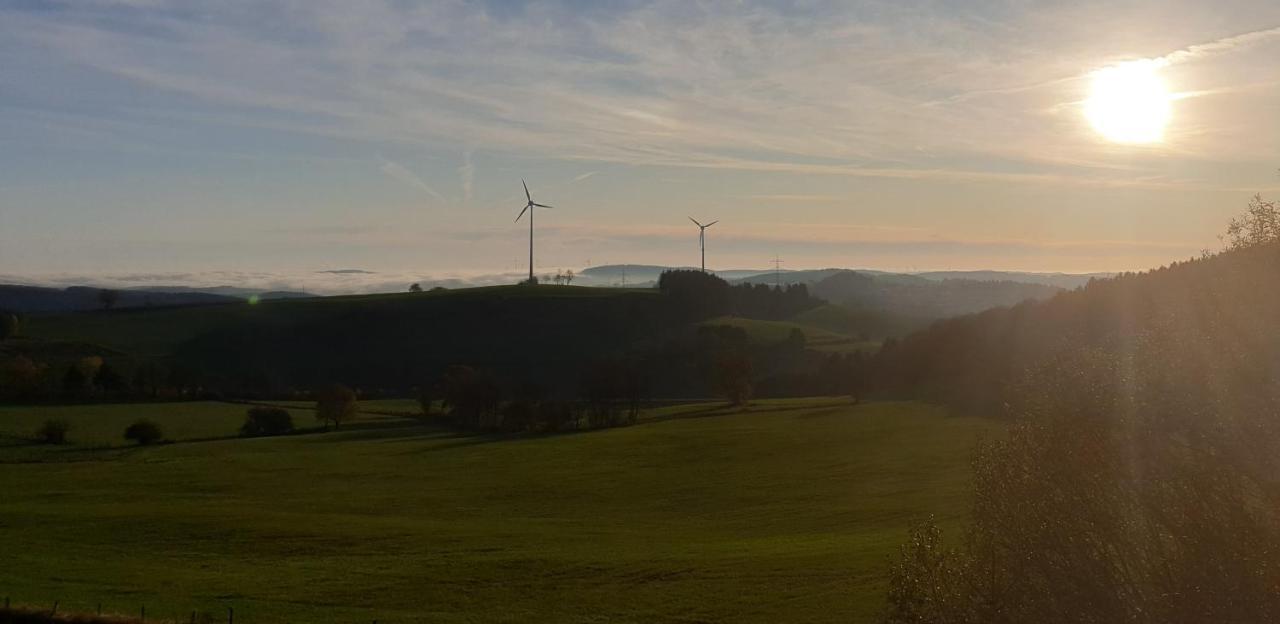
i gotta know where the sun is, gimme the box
[1083,59,1172,144]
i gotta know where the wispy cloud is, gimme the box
[1161,26,1280,65]
[459,149,475,203]
[378,157,442,200]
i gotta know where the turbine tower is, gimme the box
[688,217,719,272]
[515,179,553,284]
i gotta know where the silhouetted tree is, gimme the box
[440,365,502,429]
[1224,194,1279,250]
[36,419,70,445]
[0,311,18,341]
[124,419,163,445]
[94,362,128,396]
[714,352,754,407]
[62,365,87,398]
[315,383,358,430]
[409,283,423,293]
[240,407,294,437]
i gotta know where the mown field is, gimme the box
[0,398,995,623]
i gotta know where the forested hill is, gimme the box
[810,270,1061,319]
[869,240,1280,412]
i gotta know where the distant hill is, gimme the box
[125,285,317,300]
[809,271,1062,319]
[0,284,241,313]
[914,270,1111,290]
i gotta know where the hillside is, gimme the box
[811,271,1061,318]
[869,241,1280,410]
[0,285,241,313]
[13,285,667,395]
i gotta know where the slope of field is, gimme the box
[0,399,995,623]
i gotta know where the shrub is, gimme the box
[240,406,294,437]
[36,419,70,444]
[123,419,163,445]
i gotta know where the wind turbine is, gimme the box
[515,179,553,284]
[688,217,719,273]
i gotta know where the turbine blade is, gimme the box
[522,179,531,202]
[515,205,530,222]
[532,202,554,208]
[706,220,719,227]
[688,216,703,227]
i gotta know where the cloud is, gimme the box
[459,149,475,203]
[378,157,442,199]
[572,171,599,183]
[9,1,1275,191]
[1161,26,1280,65]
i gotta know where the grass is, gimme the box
[0,398,996,623]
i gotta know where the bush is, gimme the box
[36,419,70,444]
[123,419,163,445]
[240,406,294,437]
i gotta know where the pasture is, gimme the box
[0,398,995,623]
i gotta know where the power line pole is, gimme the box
[773,255,784,288]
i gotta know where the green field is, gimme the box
[0,399,995,623]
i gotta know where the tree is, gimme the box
[714,352,754,407]
[62,365,87,398]
[1,355,44,400]
[564,269,575,285]
[94,362,129,396]
[440,365,502,429]
[409,283,423,292]
[124,419,163,445]
[36,419,70,445]
[315,384,358,430]
[1224,194,1279,250]
[240,407,295,437]
[0,312,18,341]
[97,289,119,310]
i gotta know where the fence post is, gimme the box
[228,606,234,624]
[191,610,197,623]
[141,605,146,621]
[51,600,58,615]
[98,602,102,616]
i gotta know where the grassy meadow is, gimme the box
[0,398,995,623]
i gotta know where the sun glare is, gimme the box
[1084,60,1172,144]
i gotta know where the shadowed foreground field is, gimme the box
[0,399,994,623]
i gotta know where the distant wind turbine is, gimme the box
[515,179,554,284]
[688,217,719,273]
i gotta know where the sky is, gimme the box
[2,0,1279,292]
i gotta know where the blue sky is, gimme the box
[2,0,1279,292]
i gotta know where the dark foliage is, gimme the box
[35,419,70,444]
[0,310,18,341]
[240,406,295,437]
[580,358,650,427]
[123,419,163,445]
[658,270,825,322]
[440,365,502,430]
[315,384,358,430]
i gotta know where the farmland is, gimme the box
[0,398,993,623]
